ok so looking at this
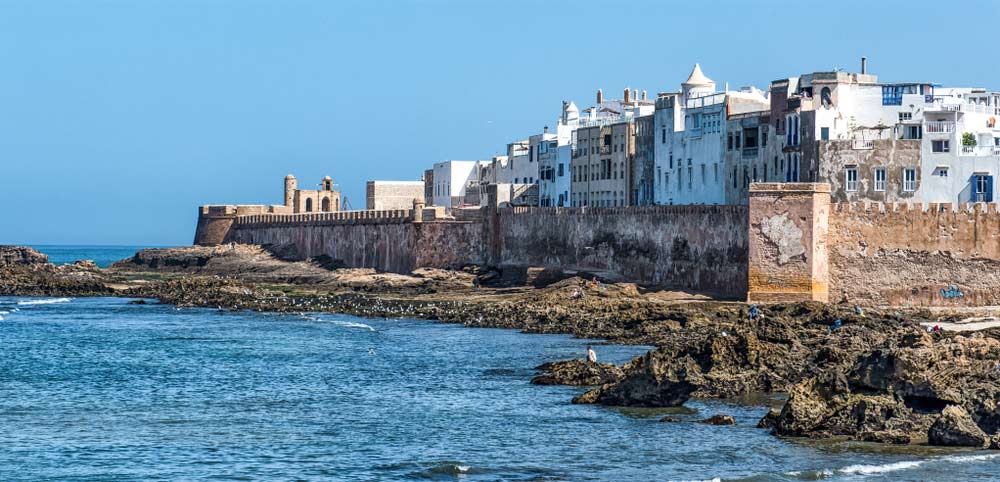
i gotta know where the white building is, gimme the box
[431,160,486,208]
[539,102,578,206]
[653,64,769,205]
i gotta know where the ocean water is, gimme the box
[29,245,166,268]
[3,296,1000,481]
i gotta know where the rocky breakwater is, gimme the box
[770,329,1000,447]
[0,246,113,297]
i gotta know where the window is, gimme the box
[898,112,913,122]
[701,164,706,185]
[727,134,733,151]
[903,168,917,192]
[558,163,564,177]
[662,128,666,144]
[973,174,993,202]
[937,167,948,178]
[821,127,830,141]
[932,140,950,153]
[874,168,886,191]
[845,166,858,192]
[687,165,692,190]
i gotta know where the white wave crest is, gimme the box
[455,465,470,472]
[941,452,1000,463]
[17,297,72,306]
[838,460,924,475]
[0,311,8,315]
[327,319,377,332]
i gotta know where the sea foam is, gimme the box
[17,297,72,306]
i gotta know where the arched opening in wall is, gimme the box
[321,197,331,212]
[305,198,313,212]
[334,198,339,211]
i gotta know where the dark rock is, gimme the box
[128,299,147,305]
[532,359,623,386]
[696,414,735,425]
[659,416,681,422]
[757,409,780,429]
[0,246,48,267]
[928,405,988,447]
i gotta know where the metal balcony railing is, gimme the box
[852,139,875,150]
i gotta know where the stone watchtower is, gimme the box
[284,174,297,208]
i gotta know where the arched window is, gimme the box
[321,197,331,212]
[305,198,313,212]
[821,87,833,107]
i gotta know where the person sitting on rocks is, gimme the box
[586,345,597,363]
[828,319,843,334]
[748,304,761,321]
[854,305,865,318]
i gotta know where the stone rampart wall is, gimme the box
[494,205,749,296]
[829,201,1000,306]
[224,218,485,273]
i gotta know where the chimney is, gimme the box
[597,89,603,104]
[861,56,867,75]
[641,90,647,101]
[624,87,631,103]
[632,89,638,103]
[543,125,549,133]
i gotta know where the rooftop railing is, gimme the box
[852,139,875,150]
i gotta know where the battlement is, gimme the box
[234,209,415,226]
[501,204,748,216]
[833,201,1000,215]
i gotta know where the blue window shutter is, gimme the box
[988,176,994,202]
[971,175,980,202]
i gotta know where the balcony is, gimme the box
[741,147,758,159]
[960,145,1000,158]
[599,145,612,155]
[926,121,956,134]
[851,139,875,150]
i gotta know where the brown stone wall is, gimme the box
[223,215,485,273]
[193,206,237,246]
[829,202,1000,306]
[494,205,748,296]
[818,139,921,203]
[747,183,830,303]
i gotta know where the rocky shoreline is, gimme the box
[4,244,1000,449]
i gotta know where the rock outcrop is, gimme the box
[696,414,736,425]
[768,330,1000,446]
[928,405,988,447]
[0,246,48,267]
[531,359,623,386]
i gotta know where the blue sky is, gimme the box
[1,0,997,245]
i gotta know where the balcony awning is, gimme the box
[935,165,950,169]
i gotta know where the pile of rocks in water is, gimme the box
[0,245,49,267]
[0,246,113,297]
[531,359,624,386]
[769,329,1000,447]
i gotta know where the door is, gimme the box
[972,175,994,202]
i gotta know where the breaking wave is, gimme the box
[785,452,1000,479]
[17,297,72,306]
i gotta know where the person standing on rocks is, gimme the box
[586,345,597,363]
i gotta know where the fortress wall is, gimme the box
[494,205,749,296]
[222,213,485,273]
[829,202,1000,306]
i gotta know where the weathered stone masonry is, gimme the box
[194,183,1000,306]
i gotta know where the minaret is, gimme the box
[284,174,297,207]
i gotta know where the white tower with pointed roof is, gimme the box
[682,63,716,100]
